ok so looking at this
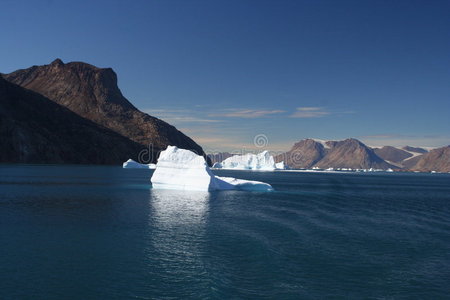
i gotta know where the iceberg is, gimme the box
[123,159,156,169]
[150,146,273,191]
[214,151,284,170]
[275,161,286,170]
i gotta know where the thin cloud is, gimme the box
[143,108,220,123]
[290,107,330,118]
[210,109,285,118]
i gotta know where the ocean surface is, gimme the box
[1,165,449,299]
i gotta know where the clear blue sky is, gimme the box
[1,0,449,151]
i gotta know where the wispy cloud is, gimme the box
[290,107,330,118]
[143,108,220,123]
[289,107,355,118]
[210,109,285,118]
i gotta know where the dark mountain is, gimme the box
[314,138,395,169]
[412,146,450,172]
[402,146,428,154]
[3,59,205,157]
[274,139,326,169]
[373,146,412,163]
[0,76,144,164]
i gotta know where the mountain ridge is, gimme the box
[3,59,205,157]
[269,138,445,171]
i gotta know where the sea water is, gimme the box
[0,165,449,299]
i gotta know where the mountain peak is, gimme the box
[51,58,64,66]
[4,59,134,110]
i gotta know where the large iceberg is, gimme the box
[150,146,273,191]
[213,151,285,170]
[123,159,156,169]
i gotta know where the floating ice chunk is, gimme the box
[275,161,286,170]
[214,176,274,191]
[123,159,147,169]
[150,146,273,191]
[123,159,156,169]
[215,151,284,170]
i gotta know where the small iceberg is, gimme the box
[151,146,274,191]
[213,151,284,171]
[123,159,156,169]
[275,161,286,170]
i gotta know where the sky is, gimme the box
[1,0,449,151]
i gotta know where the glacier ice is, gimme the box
[123,159,156,169]
[150,146,273,191]
[213,151,284,170]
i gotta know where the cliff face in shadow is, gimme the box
[4,59,205,157]
[0,76,145,164]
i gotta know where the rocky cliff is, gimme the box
[3,59,205,157]
[0,76,144,164]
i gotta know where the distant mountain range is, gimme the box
[273,139,449,172]
[1,59,206,164]
[209,139,450,173]
[273,138,396,170]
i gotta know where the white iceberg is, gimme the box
[150,146,273,191]
[122,159,156,169]
[214,151,284,171]
[275,161,286,170]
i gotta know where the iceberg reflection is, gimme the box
[150,189,210,226]
[146,189,210,285]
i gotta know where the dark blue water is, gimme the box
[1,165,449,299]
